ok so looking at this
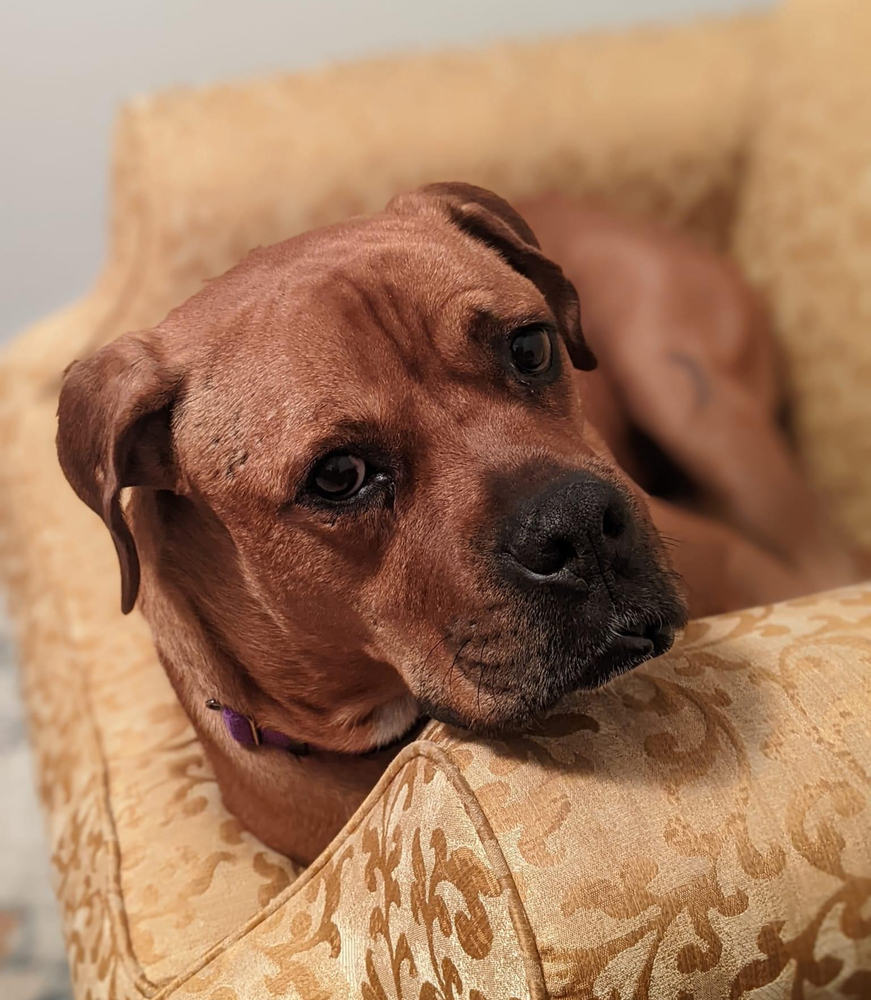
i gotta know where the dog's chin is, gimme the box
[419,622,678,736]
[418,694,537,736]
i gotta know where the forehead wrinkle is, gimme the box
[192,223,555,429]
[329,271,429,383]
[322,254,493,387]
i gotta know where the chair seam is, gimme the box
[151,738,547,999]
[412,741,549,1000]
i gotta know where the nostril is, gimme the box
[602,503,625,540]
[541,537,575,575]
[507,535,576,577]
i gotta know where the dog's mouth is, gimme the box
[594,618,677,680]
[417,611,680,735]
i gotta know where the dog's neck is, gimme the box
[198,706,415,865]
[203,694,422,757]
[132,493,422,864]
[144,586,421,863]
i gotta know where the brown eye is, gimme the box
[510,327,553,375]
[311,453,367,500]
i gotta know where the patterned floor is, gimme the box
[0,603,73,1000]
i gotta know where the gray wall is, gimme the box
[1,0,775,341]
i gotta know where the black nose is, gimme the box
[502,470,633,584]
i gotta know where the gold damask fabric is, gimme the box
[431,589,871,998]
[733,0,871,546]
[2,1,871,997]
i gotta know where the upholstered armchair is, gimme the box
[1,0,870,996]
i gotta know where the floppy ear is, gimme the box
[388,182,597,371]
[56,331,182,614]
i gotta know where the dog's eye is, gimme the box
[311,453,367,500]
[510,326,553,375]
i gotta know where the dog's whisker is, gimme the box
[447,638,471,707]
[421,634,450,691]
[474,636,490,719]
[482,672,504,730]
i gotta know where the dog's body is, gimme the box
[519,195,869,615]
[57,185,867,863]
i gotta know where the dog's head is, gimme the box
[57,183,686,745]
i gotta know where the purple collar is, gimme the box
[205,699,426,757]
[206,699,310,755]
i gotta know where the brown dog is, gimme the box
[56,183,864,863]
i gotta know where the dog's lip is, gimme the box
[612,621,676,657]
[610,632,655,657]
[430,617,680,728]
[595,620,676,676]
[453,620,677,690]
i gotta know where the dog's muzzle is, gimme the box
[496,468,684,680]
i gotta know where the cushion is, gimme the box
[733,0,871,546]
